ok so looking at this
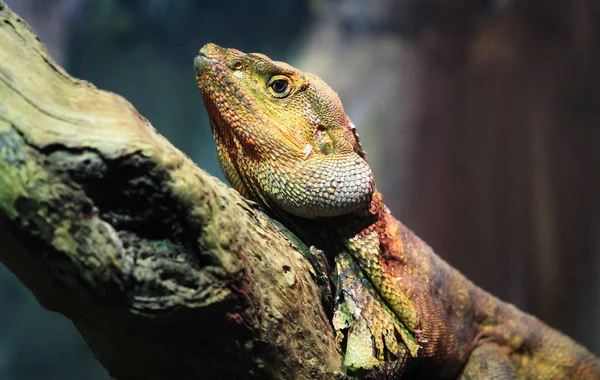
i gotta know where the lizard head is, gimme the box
[195,43,374,219]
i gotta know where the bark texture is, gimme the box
[0,2,341,379]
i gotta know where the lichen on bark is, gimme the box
[0,1,341,379]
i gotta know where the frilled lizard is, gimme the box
[194,43,600,379]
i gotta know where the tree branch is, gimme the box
[0,2,341,378]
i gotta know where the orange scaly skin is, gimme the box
[194,43,600,379]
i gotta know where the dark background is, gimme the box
[1,0,598,378]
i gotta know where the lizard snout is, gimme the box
[195,43,221,74]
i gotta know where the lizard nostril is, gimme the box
[199,43,213,58]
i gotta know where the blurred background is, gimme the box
[1,0,598,378]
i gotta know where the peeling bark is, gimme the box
[0,2,341,379]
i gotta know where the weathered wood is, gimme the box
[0,2,341,379]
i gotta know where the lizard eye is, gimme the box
[267,75,292,98]
[231,59,243,70]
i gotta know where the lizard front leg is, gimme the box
[332,250,413,374]
[345,225,419,333]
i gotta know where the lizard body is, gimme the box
[194,43,600,379]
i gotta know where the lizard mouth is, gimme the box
[193,54,211,75]
[193,47,236,135]
[194,51,263,163]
